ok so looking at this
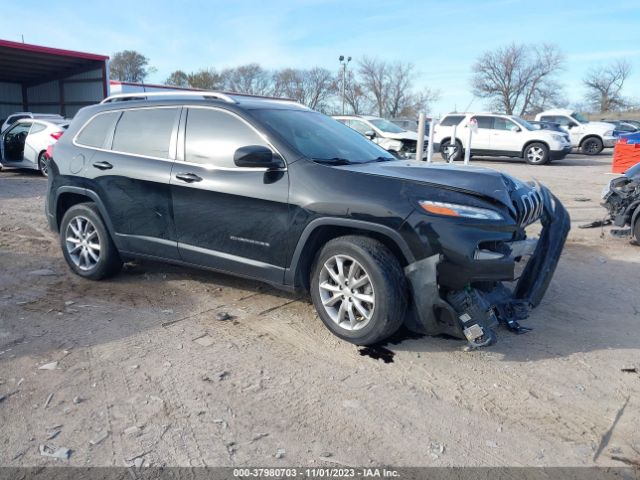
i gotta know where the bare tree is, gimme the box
[342,70,370,115]
[165,70,190,87]
[358,57,389,117]
[471,43,564,116]
[221,64,273,96]
[110,50,153,83]
[583,60,631,113]
[356,57,439,117]
[273,68,336,111]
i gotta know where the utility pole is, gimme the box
[339,55,352,115]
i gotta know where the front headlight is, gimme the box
[551,134,564,141]
[419,200,504,220]
[604,130,613,136]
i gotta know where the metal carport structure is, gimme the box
[0,39,109,121]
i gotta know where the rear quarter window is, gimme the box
[76,111,121,149]
[440,115,465,126]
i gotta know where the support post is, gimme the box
[416,112,425,161]
[449,124,457,163]
[426,118,436,163]
[464,123,472,165]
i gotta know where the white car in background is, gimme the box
[1,112,64,133]
[0,118,68,176]
[432,113,572,165]
[535,109,616,155]
[333,115,428,159]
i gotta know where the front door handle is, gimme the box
[92,161,113,170]
[175,172,203,183]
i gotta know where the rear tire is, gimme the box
[524,143,550,165]
[38,151,49,177]
[581,136,603,155]
[60,203,122,280]
[440,139,463,162]
[310,236,407,345]
[633,216,640,244]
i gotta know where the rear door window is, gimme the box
[112,108,179,158]
[76,111,122,149]
[184,108,268,168]
[471,116,494,129]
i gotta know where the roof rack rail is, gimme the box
[100,91,237,104]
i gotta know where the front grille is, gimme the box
[513,188,544,227]
[401,140,417,154]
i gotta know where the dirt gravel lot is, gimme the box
[0,153,639,468]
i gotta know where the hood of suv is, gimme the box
[580,121,615,133]
[340,160,521,207]
[380,131,424,141]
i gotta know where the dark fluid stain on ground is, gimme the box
[357,326,425,364]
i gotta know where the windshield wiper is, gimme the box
[312,157,353,165]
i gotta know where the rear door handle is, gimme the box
[175,172,203,183]
[92,161,113,170]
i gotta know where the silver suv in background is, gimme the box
[1,112,64,133]
[333,115,428,159]
[432,113,572,165]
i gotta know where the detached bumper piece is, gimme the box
[405,188,570,348]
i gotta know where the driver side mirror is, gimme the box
[234,145,284,169]
[513,126,522,132]
[364,130,376,139]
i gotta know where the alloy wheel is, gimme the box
[38,153,49,177]
[527,146,545,163]
[318,254,375,331]
[584,140,598,154]
[65,216,101,271]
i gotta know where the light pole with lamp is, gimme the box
[339,55,352,115]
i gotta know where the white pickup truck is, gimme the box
[535,109,616,155]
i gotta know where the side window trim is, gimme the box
[177,105,287,171]
[103,111,123,150]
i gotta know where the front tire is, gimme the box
[38,151,49,177]
[633,216,640,244]
[310,236,407,345]
[59,203,122,280]
[581,136,604,155]
[524,143,550,165]
[440,139,463,162]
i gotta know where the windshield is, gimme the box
[251,109,395,164]
[511,116,535,131]
[571,112,589,123]
[369,118,405,133]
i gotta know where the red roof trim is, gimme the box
[110,80,204,91]
[0,39,109,61]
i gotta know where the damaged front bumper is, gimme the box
[404,188,571,347]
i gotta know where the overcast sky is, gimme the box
[1,0,639,116]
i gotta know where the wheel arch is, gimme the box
[285,219,415,290]
[54,187,116,240]
[579,134,603,148]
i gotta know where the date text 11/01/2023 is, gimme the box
[232,468,400,478]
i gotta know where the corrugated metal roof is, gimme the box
[0,39,108,84]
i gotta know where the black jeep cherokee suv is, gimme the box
[46,92,570,347]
